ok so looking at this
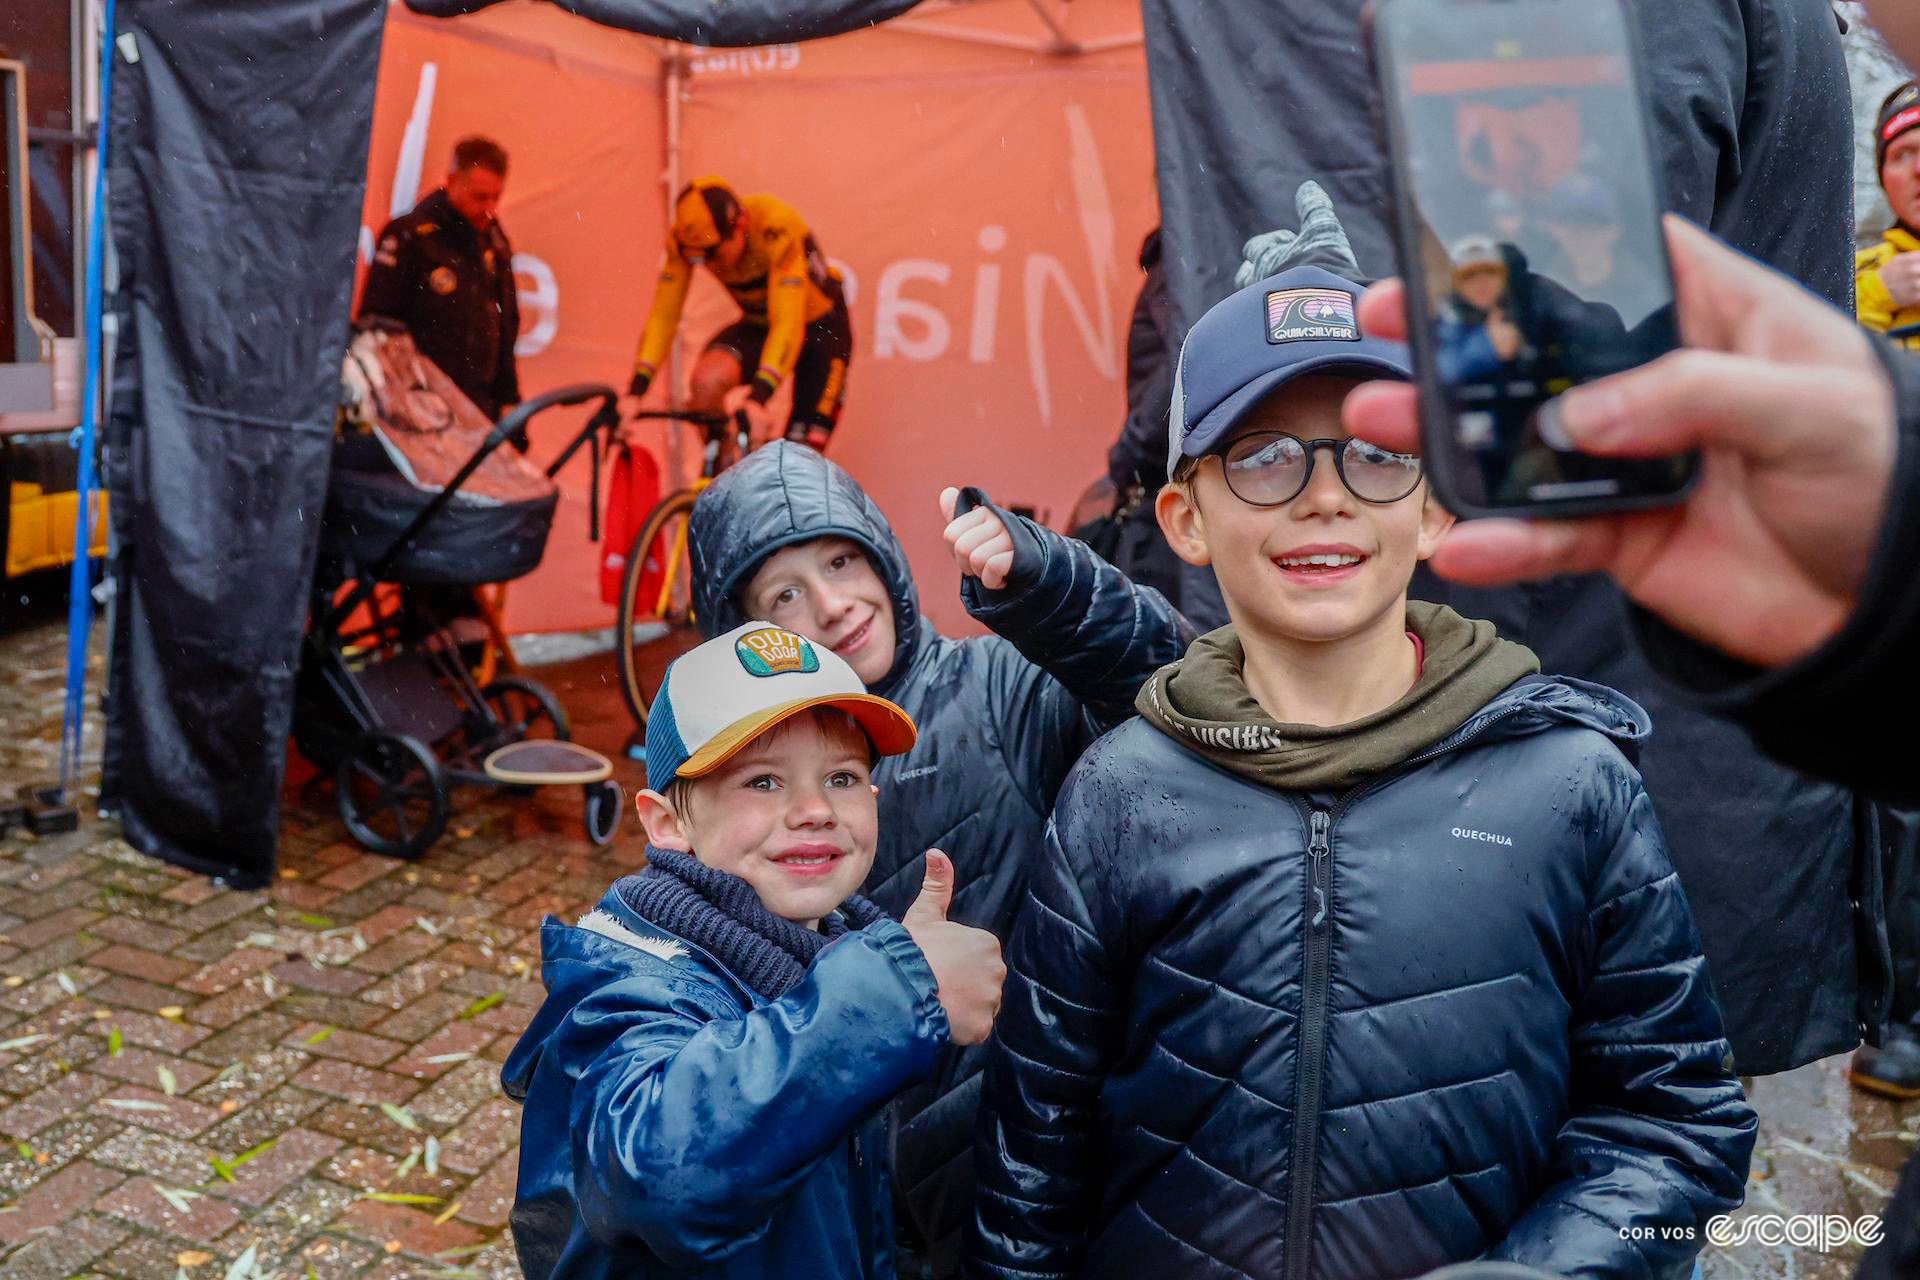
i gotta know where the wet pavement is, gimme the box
[0,584,1904,1277]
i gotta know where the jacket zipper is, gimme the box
[1279,702,1532,1273]
[1286,807,1334,1277]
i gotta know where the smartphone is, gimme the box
[1369,0,1697,517]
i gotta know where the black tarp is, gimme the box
[1141,0,1856,336]
[101,0,386,888]
[404,0,920,44]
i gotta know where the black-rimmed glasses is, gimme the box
[1219,433,1423,507]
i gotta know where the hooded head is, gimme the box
[689,442,924,695]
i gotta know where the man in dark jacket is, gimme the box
[1144,0,1881,1075]
[969,266,1754,1280]
[684,442,1192,1276]
[360,135,522,421]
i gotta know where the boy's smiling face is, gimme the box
[639,709,878,929]
[1158,374,1452,647]
[742,537,897,686]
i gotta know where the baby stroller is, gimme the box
[293,329,624,859]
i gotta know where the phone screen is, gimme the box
[1377,0,1694,511]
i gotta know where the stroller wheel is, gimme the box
[482,676,571,742]
[585,779,623,848]
[337,731,449,860]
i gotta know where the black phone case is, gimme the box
[1366,0,1699,521]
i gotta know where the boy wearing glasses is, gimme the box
[966,265,1754,1280]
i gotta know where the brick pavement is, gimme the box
[0,604,648,1277]
[0,802,646,1278]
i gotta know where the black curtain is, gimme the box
[1138,0,1855,341]
[101,0,386,887]
[405,0,921,43]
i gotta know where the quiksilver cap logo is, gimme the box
[1267,288,1359,344]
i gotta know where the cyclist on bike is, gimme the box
[620,177,852,452]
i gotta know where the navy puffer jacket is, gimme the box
[969,676,1755,1280]
[688,442,1193,1267]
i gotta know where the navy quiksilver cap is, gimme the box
[1168,265,1410,480]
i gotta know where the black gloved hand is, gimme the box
[627,371,651,399]
[1235,181,1365,288]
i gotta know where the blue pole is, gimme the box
[60,0,119,797]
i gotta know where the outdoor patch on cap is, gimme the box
[1266,288,1359,345]
[736,627,820,677]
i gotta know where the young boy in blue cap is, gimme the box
[967,265,1755,1279]
[504,622,1004,1279]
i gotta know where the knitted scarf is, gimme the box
[615,848,887,1001]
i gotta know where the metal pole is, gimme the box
[663,47,688,484]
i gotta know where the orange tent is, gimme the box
[358,0,1156,635]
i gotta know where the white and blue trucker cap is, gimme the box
[644,622,917,795]
[1168,265,1411,479]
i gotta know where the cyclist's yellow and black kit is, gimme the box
[631,186,852,441]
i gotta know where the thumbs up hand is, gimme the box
[901,849,1007,1046]
[939,487,1018,590]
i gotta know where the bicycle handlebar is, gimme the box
[623,408,729,427]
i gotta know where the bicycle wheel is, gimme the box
[617,487,701,726]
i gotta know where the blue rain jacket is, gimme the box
[504,885,948,1279]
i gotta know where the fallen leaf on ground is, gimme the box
[457,993,502,1021]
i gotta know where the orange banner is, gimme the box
[358,2,1155,636]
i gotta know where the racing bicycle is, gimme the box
[614,409,753,730]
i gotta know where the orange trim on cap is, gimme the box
[676,693,918,780]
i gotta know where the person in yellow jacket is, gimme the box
[620,178,853,452]
[1858,83,1920,351]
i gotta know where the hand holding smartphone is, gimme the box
[1369,0,1697,518]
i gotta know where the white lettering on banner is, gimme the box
[866,104,1122,422]
[874,261,953,361]
[393,62,438,221]
[688,45,801,77]
[970,226,1006,364]
[1024,102,1117,423]
[514,254,559,357]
